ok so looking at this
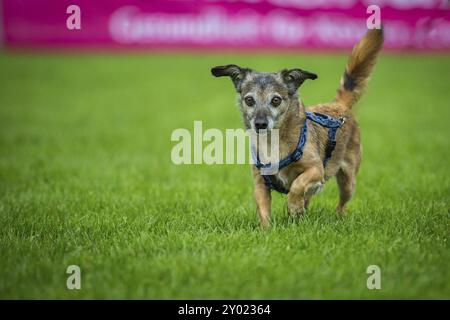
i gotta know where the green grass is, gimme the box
[0,51,449,299]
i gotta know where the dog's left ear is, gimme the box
[211,64,250,92]
[281,69,318,94]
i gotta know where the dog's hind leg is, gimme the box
[336,146,361,213]
[336,166,356,214]
[336,124,361,214]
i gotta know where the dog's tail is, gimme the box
[335,28,384,109]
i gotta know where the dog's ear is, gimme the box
[211,64,250,92]
[281,69,318,94]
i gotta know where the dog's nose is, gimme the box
[254,118,268,131]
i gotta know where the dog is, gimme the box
[211,28,383,227]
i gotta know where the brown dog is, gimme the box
[212,29,383,227]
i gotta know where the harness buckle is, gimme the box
[339,117,346,125]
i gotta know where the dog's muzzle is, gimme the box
[254,117,268,132]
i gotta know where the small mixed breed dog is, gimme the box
[211,29,383,227]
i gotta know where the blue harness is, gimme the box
[253,111,346,194]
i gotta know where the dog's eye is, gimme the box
[271,96,282,107]
[244,96,255,107]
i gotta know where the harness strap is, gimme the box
[324,127,338,166]
[306,112,345,166]
[306,112,344,129]
[253,118,308,171]
[253,111,345,194]
[262,175,289,194]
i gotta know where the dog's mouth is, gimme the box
[255,127,268,134]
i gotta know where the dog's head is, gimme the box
[211,64,317,132]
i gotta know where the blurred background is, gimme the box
[2,0,450,50]
[0,0,449,299]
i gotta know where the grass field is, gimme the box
[0,51,449,299]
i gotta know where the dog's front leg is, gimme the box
[288,166,324,216]
[252,167,271,228]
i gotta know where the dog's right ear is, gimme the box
[211,64,249,92]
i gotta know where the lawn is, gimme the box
[0,51,449,299]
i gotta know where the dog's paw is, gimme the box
[259,218,271,229]
[288,201,305,217]
[336,203,347,215]
[305,181,323,197]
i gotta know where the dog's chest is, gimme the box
[257,143,299,191]
[270,168,323,195]
[272,169,295,191]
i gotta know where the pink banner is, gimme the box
[2,0,450,50]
